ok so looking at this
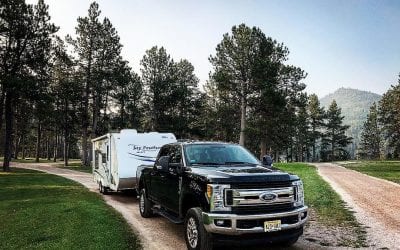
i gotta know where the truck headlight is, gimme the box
[292,180,304,207]
[206,184,231,212]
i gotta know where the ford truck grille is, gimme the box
[225,184,295,214]
[232,203,294,214]
[231,181,292,189]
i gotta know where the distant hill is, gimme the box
[319,88,382,158]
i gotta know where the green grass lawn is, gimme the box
[0,157,55,164]
[0,168,141,250]
[56,162,92,173]
[276,163,367,247]
[341,161,400,184]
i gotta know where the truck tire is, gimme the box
[139,188,153,218]
[184,207,213,250]
[281,235,300,246]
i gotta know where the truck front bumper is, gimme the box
[202,206,308,235]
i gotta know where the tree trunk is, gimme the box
[0,86,5,130]
[35,123,41,163]
[14,135,20,159]
[312,142,316,162]
[260,137,267,160]
[53,133,58,162]
[3,92,13,171]
[82,126,89,166]
[46,136,51,160]
[22,143,26,159]
[63,138,69,167]
[239,94,246,146]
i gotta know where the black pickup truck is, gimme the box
[137,141,308,250]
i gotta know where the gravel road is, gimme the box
[12,163,328,250]
[314,163,400,250]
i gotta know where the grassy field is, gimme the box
[0,168,140,250]
[276,163,367,247]
[341,161,400,184]
[56,162,92,173]
[0,157,55,164]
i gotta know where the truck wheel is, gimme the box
[281,235,299,246]
[184,207,213,250]
[139,188,153,218]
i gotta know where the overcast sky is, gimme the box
[30,0,400,97]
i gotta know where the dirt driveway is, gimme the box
[14,163,327,250]
[314,163,400,249]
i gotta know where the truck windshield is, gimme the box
[184,144,259,166]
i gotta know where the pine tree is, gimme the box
[321,100,352,161]
[209,24,265,146]
[111,60,142,130]
[140,46,176,131]
[359,103,381,159]
[378,75,400,158]
[51,37,80,166]
[68,2,125,166]
[210,24,307,156]
[0,0,57,171]
[308,94,325,161]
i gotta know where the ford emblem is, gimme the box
[259,192,277,202]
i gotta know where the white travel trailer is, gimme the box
[92,129,176,194]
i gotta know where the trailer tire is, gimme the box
[184,207,213,250]
[139,188,153,218]
[99,182,103,194]
[99,181,109,195]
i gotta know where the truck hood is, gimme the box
[187,165,297,183]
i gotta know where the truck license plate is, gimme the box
[264,220,281,232]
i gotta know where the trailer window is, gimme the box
[94,150,99,169]
[102,153,107,164]
[107,146,109,161]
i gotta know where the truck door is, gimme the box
[149,146,170,203]
[162,144,181,213]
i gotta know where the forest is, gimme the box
[1,0,398,171]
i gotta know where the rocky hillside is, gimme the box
[320,88,382,157]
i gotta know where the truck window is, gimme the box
[169,145,182,164]
[156,146,170,165]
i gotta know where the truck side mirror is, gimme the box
[158,156,170,172]
[262,155,273,167]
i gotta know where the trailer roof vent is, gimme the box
[120,129,138,134]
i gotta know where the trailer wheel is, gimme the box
[139,188,153,218]
[99,182,103,194]
[99,181,109,195]
[184,207,213,250]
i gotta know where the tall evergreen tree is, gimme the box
[51,37,80,166]
[210,24,307,155]
[0,0,57,171]
[209,24,265,146]
[321,100,352,161]
[359,102,381,159]
[111,60,142,130]
[378,75,400,158]
[140,46,176,131]
[292,94,310,162]
[308,94,325,161]
[68,2,125,166]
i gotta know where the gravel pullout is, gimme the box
[314,163,400,250]
[14,163,330,250]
